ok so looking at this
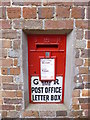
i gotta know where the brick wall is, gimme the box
[0,0,89,119]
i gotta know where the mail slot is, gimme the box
[28,35,66,103]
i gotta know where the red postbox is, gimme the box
[28,35,66,103]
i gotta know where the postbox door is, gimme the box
[28,35,66,103]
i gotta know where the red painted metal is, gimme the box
[28,34,66,104]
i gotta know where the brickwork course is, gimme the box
[0,0,90,119]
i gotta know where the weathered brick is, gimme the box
[16,105,22,111]
[85,83,90,89]
[75,49,80,58]
[23,111,39,118]
[23,7,36,19]
[72,7,85,19]
[0,99,2,105]
[4,98,22,104]
[39,111,55,118]
[72,89,80,97]
[10,68,20,75]
[75,58,83,66]
[81,104,90,109]
[0,49,7,58]
[79,67,88,74]
[0,7,6,19]
[13,20,43,29]
[76,20,89,29]
[75,40,86,49]
[13,40,20,50]
[79,98,89,103]
[2,105,15,110]
[83,75,89,82]
[56,111,67,117]
[74,76,83,83]
[2,91,16,98]
[2,40,12,48]
[74,2,89,6]
[81,49,90,58]
[72,98,79,105]
[8,49,20,58]
[7,111,20,118]
[1,76,13,83]
[2,111,7,118]
[74,83,84,89]
[82,89,90,96]
[12,1,41,6]
[1,68,8,75]
[56,6,70,18]
[2,30,18,39]
[84,59,90,66]
[38,7,54,19]
[16,91,22,97]
[0,1,10,6]
[3,84,18,90]
[44,2,73,6]
[86,6,90,19]
[7,7,21,19]
[0,20,11,29]
[76,29,83,40]
[69,110,82,117]
[83,109,89,117]
[14,59,18,66]
[72,105,79,110]
[87,41,90,48]
[45,20,73,29]
[85,31,90,39]
[0,59,13,67]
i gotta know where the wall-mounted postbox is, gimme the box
[28,35,66,103]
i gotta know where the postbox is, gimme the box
[28,35,66,103]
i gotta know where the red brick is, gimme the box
[79,67,88,74]
[2,40,12,48]
[16,105,22,111]
[56,6,70,18]
[1,68,8,75]
[85,30,90,39]
[10,68,20,75]
[76,20,89,29]
[23,111,39,118]
[83,109,89,117]
[0,7,6,19]
[72,98,79,105]
[87,41,90,48]
[87,7,90,19]
[79,98,89,103]
[45,20,73,29]
[72,7,85,19]
[23,7,36,19]
[2,105,15,110]
[69,110,82,117]
[14,59,18,66]
[16,91,22,97]
[1,76,13,83]
[0,20,11,29]
[7,7,21,19]
[72,105,79,110]
[38,7,54,19]
[81,104,90,109]
[2,91,16,98]
[75,58,83,66]
[81,49,90,58]
[74,2,88,6]
[0,59,13,67]
[13,40,20,49]
[84,59,90,66]
[82,89,90,96]
[83,75,89,82]
[72,89,80,97]
[2,111,7,118]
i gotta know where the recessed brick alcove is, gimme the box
[0,0,89,119]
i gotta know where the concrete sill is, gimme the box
[26,104,67,111]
